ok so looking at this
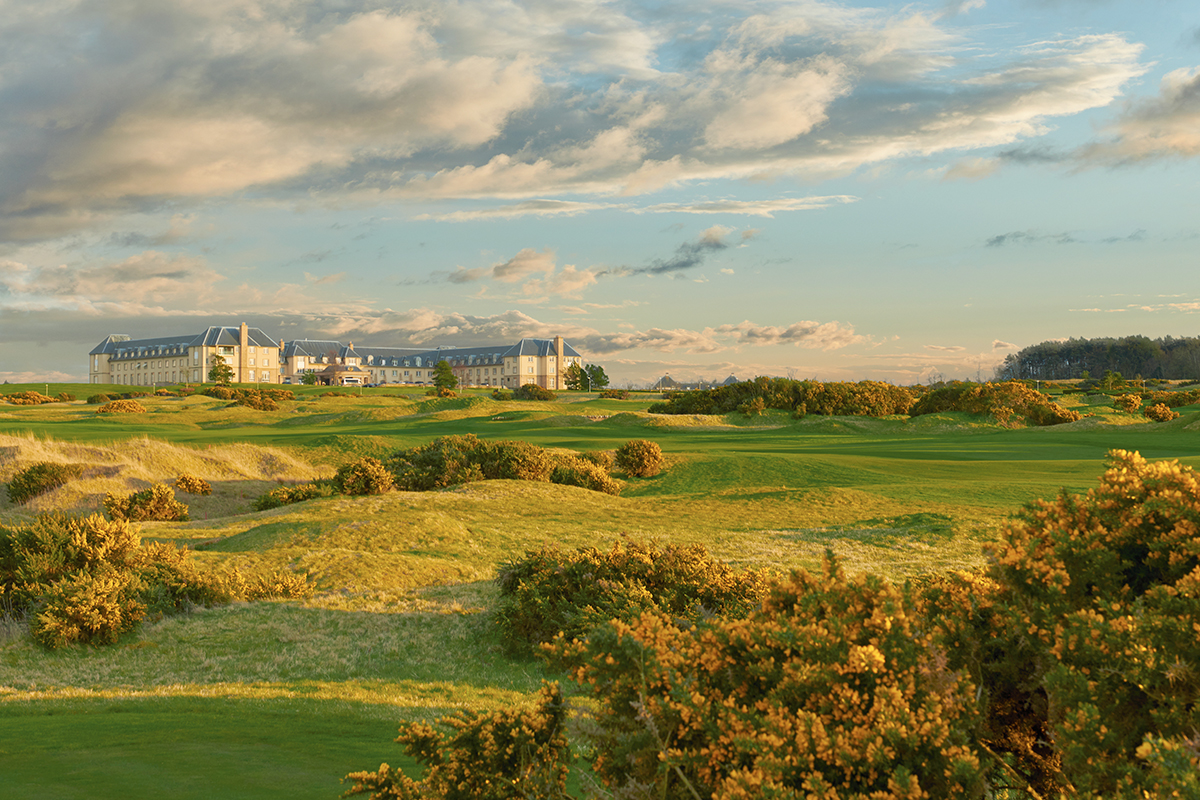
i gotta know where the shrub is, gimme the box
[174,474,212,495]
[614,439,663,477]
[909,381,1081,426]
[153,389,177,397]
[599,389,630,399]
[650,377,915,418]
[548,456,622,496]
[203,386,236,400]
[514,383,556,401]
[96,399,147,414]
[7,462,84,505]
[103,484,189,522]
[3,391,56,405]
[1143,402,1180,422]
[252,482,331,511]
[1113,393,1143,413]
[30,565,145,648]
[495,539,769,655]
[425,387,457,398]
[55,393,76,402]
[334,457,395,496]
[737,395,766,416]
[986,450,1200,796]
[86,393,112,404]
[490,388,512,401]
[343,683,569,800]
[581,450,615,472]
[558,554,984,800]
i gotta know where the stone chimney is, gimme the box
[554,335,564,388]
[239,322,249,382]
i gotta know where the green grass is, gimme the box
[3,384,1200,797]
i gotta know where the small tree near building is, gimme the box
[300,371,318,385]
[208,354,234,385]
[564,362,586,390]
[585,364,609,391]
[432,359,458,390]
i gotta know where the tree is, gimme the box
[208,354,234,385]
[432,359,458,390]
[300,371,318,385]
[585,364,609,390]
[564,362,586,390]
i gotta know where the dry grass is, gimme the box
[0,432,331,516]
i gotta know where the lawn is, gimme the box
[2,383,1199,798]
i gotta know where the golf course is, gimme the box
[2,381,1198,799]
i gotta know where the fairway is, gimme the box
[2,384,1199,798]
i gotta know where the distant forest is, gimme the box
[995,335,1200,381]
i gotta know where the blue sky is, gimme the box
[1,0,1197,386]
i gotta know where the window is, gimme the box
[263,358,269,367]
[249,370,255,381]
[262,372,269,382]
[220,346,234,355]
[249,346,255,353]
[249,358,255,366]
[528,367,534,374]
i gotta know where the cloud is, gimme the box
[0,2,1150,243]
[985,230,1077,247]
[714,320,865,350]
[924,345,967,352]
[304,272,346,285]
[629,225,736,276]
[639,196,858,217]
[492,248,557,283]
[1076,66,1200,165]
[992,340,1017,350]
[1101,229,1147,244]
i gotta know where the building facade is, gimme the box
[88,323,281,385]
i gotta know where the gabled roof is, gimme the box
[505,338,582,358]
[196,326,278,348]
[282,339,344,358]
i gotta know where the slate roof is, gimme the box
[91,326,279,357]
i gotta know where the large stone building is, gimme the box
[280,336,583,389]
[88,323,281,385]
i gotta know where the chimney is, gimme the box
[554,335,564,388]
[239,322,249,382]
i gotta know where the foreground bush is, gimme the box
[514,383,556,401]
[1143,402,1180,422]
[174,474,212,495]
[1113,393,1143,413]
[86,393,112,404]
[910,380,1081,426]
[3,391,57,405]
[252,482,332,511]
[987,449,1200,797]
[614,439,663,477]
[334,457,395,496]
[343,683,569,800]
[490,388,512,401]
[649,376,915,417]
[103,483,190,522]
[425,386,457,398]
[599,389,630,399]
[7,462,84,505]
[548,455,621,495]
[96,399,147,414]
[560,555,984,799]
[495,540,770,655]
[1,513,310,648]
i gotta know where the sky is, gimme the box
[1,0,1198,387]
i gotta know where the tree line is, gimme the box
[995,335,1200,381]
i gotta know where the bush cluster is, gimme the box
[333,457,395,496]
[425,387,457,398]
[490,388,512,401]
[599,389,630,399]
[86,393,112,404]
[384,434,625,495]
[1143,402,1180,422]
[7,462,84,505]
[251,482,332,511]
[174,474,212,495]
[201,386,294,410]
[514,383,556,401]
[614,439,663,477]
[649,376,915,418]
[3,391,57,405]
[103,484,190,522]
[96,399,147,414]
[909,380,1082,426]
[1143,388,1200,408]
[1112,393,1143,413]
[495,539,770,655]
[1,512,310,649]
[343,683,569,800]
[56,393,75,402]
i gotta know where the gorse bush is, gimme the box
[343,682,569,800]
[1113,393,1143,413]
[909,380,1081,426]
[252,482,332,511]
[614,439,663,477]
[558,554,984,800]
[495,540,770,655]
[86,393,111,404]
[3,391,57,405]
[384,434,618,495]
[1143,402,1180,422]
[334,457,395,496]
[7,462,84,505]
[599,389,630,399]
[103,484,190,522]
[96,398,147,414]
[649,376,915,417]
[490,388,512,401]
[514,383,556,401]
[1,512,311,648]
[174,474,212,495]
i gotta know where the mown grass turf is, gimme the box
[2,384,1200,798]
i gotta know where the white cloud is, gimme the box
[992,339,1017,350]
[714,320,865,350]
[925,344,967,352]
[1078,66,1200,164]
